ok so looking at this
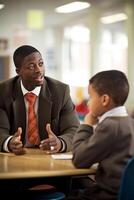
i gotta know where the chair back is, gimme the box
[27,184,65,200]
[33,191,65,200]
[118,157,134,200]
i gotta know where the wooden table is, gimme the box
[0,148,96,179]
[0,148,97,193]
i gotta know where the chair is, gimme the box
[118,157,134,200]
[32,191,65,200]
[27,184,65,200]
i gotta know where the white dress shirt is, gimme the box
[3,80,65,152]
[3,81,41,151]
[93,106,128,130]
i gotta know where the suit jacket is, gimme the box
[0,76,79,151]
[72,116,134,200]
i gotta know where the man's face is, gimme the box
[16,52,45,91]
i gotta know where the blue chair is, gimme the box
[118,157,134,200]
[33,191,65,200]
[28,184,65,200]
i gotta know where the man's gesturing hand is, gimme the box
[39,123,62,154]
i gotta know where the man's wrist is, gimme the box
[3,136,13,152]
[58,137,66,152]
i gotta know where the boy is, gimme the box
[68,70,134,200]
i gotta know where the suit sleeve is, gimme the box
[72,120,118,168]
[58,85,80,152]
[0,109,10,151]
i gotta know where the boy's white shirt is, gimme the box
[93,106,128,130]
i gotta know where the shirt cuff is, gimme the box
[58,137,66,152]
[3,136,13,152]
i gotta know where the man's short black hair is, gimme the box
[89,70,129,106]
[13,45,40,68]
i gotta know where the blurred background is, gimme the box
[0,0,134,119]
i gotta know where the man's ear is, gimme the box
[102,94,110,106]
[16,68,20,75]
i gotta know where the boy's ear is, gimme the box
[102,94,110,106]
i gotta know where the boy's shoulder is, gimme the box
[97,116,132,133]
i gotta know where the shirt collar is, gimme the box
[21,80,41,96]
[98,106,128,124]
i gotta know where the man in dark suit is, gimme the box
[0,45,79,155]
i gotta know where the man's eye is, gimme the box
[39,62,43,67]
[28,64,34,69]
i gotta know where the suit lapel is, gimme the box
[12,78,26,142]
[38,79,52,140]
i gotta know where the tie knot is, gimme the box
[25,93,37,105]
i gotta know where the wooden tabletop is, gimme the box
[0,148,97,180]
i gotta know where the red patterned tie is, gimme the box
[25,93,40,145]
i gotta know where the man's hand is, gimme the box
[8,127,26,155]
[39,123,62,154]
